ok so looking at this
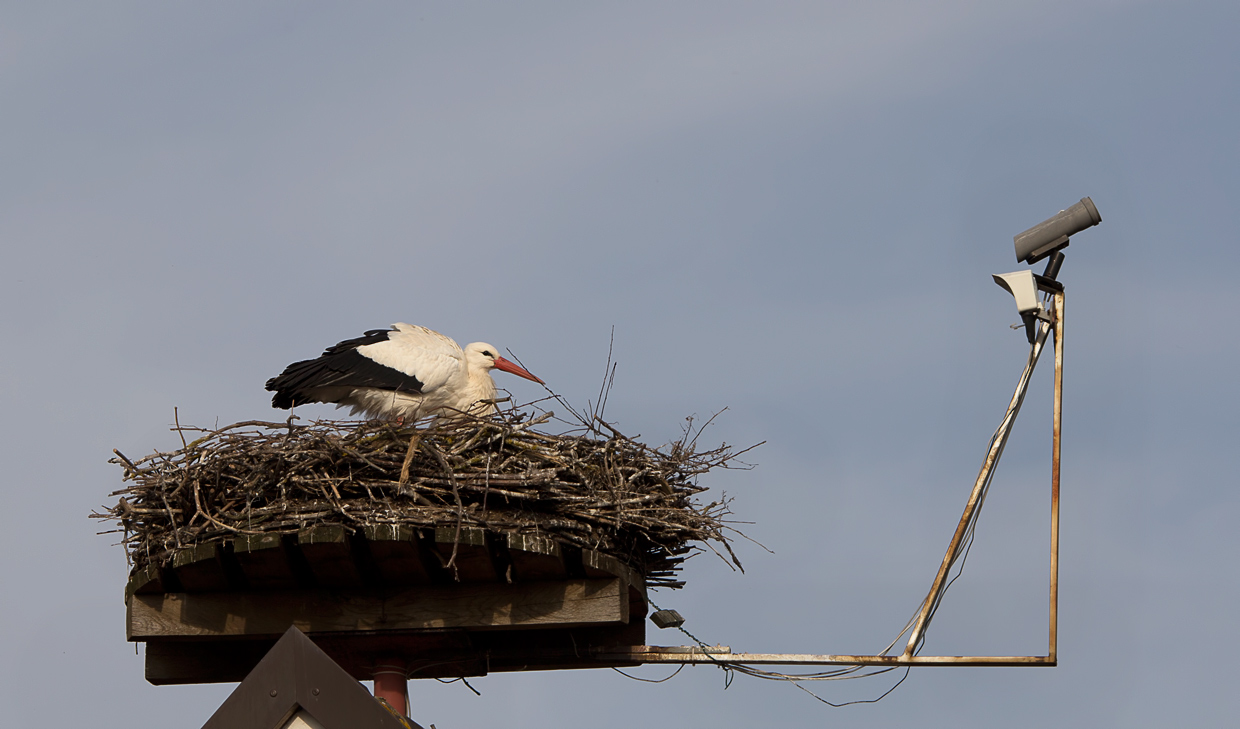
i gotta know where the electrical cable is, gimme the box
[611,664,685,683]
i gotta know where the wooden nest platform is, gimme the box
[95,409,754,684]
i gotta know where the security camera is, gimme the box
[1014,197,1101,264]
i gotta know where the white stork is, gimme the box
[265,323,543,421]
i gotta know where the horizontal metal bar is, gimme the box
[596,647,1055,667]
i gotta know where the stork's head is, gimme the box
[464,342,544,383]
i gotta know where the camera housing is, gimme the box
[1014,197,1101,264]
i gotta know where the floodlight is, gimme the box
[992,271,1041,314]
[651,609,686,629]
[993,270,1044,343]
[1014,197,1101,264]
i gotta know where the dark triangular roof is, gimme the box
[201,626,421,729]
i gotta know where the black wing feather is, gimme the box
[265,328,426,409]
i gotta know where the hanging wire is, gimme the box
[433,676,481,696]
[611,664,686,683]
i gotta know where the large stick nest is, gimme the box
[97,407,756,589]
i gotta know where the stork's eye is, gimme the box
[482,350,496,358]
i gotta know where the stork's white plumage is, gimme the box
[265,323,543,421]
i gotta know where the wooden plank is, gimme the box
[171,543,232,592]
[506,534,568,582]
[629,587,649,622]
[482,618,648,672]
[146,639,276,685]
[433,527,498,583]
[128,578,628,639]
[143,621,645,685]
[298,525,364,589]
[125,564,166,601]
[147,638,490,685]
[363,524,432,586]
[231,534,299,590]
[581,549,630,581]
[582,549,647,619]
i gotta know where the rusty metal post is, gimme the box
[1048,290,1064,662]
[601,647,1057,666]
[372,660,408,717]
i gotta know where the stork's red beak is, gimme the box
[493,356,544,384]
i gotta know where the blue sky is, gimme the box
[2,2,1237,726]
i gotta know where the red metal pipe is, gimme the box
[372,660,408,717]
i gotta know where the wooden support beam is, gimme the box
[506,534,567,582]
[298,525,364,588]
[583,549,648,619]
[582,549,637,587]
[433,527,499,583]
[232,534,299,590]
[143,620,646,685]
[171,542,234,592]
[146,639,278,686]
[125,564,168,600]
[363,525,433,586]
[128,577,628,640]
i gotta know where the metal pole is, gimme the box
[598,647,1056,667]
[373,660,409,717]
[1048,290,1064,662]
